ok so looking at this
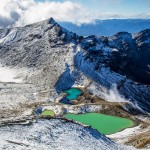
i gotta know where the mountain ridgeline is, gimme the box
[0,18,149,113]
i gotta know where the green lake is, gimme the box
[64,88,82,100]
[41,110,55,117]
[64,113,134,135]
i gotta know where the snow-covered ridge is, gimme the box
[0,119,136,150]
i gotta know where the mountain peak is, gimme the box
[48,17,57,25]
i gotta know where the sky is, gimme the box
[36,0,150,15]
[0,0,150,27]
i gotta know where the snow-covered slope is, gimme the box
[0,18,78,93]
[75,34,150,112]
[0,119,135,150]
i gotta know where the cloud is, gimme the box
[16,1,93,26]
[0,16,15,27]
[0,0,150,28]
[0,0,35,27]
[0,0,93,27]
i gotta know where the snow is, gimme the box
[0,28,18,45]
[88,83,127,103]
[0,119,136,150]
[75,49,150,112]
[0,66,23,83]
[107,126,141,143]
[39,103,103,116]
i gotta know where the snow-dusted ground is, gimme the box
[0,65,23,83]
[38,103,103,116]
[87,82,127,103]
[107,126,141,143]
[0,119,136,150]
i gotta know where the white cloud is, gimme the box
[0,0,150,28]
[16,1,93,26]
[0,0,35,27]
[0,0,93,27]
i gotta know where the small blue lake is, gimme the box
[64,88,82,100]
[59,88,82,104]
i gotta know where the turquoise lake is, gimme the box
[64,88,82,100]
[64,113,134,135]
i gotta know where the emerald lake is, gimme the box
[64,88,82,100]
[41,110,55,117]
[64,113,134,135]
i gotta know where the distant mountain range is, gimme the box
[59,19,150,36]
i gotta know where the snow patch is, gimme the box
[0,65,23,83]
[107,126,141,143]
[88,83,127,103]
[0,28,18,44]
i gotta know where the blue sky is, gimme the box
[35,0,150,16]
